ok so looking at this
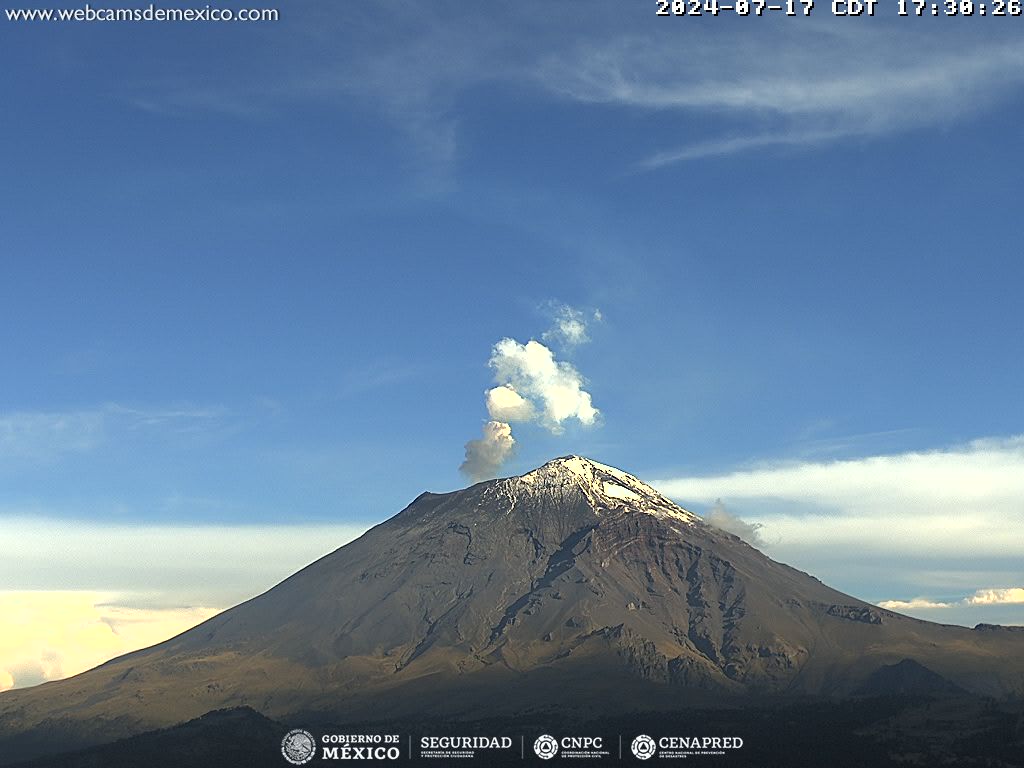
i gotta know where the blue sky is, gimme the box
[2,1,1023,687]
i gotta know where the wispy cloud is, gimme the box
[542,304,599,350]
[115,7,1024,173]
[536,27,1024,163]
[642,129,848,167]
[334,359,425,400]
[285,7,520,191]
[0,410,105,459]
[0,404,222,462]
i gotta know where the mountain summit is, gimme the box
[2,456,1023,762]
[487,455,699,524]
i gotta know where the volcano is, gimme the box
[2,456,1023,763]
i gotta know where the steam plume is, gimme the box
[460,305,601,480]
[704,499,765,546]
[460,420,516,482]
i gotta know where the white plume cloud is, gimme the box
[460,420,516,482]
[485,385,535,422]
[965,588,1024,605]
[460,306,601,480]
[489,338,599,433]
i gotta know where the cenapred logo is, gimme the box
[631,734,657,760]
[281,729,317,765]
[534,734,559,760]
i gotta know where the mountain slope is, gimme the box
[2,456,1022,762]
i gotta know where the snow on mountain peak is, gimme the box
[509,455,699,525]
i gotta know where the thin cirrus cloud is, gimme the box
[0,404,222,462]
[343,18,1024,167]
[534,29,1024,164]
[119,9,1024,171]
[334,13,1024,167]
[0,410,105,459]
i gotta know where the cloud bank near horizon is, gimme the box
[877,587,1024,612]
[656,435,1024,625]
[0,517,370,689]
[657,435,1024,555]
[0,591,220,691]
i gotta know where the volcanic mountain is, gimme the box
[2,456,1023,762]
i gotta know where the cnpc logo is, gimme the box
[533,734,605,759]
